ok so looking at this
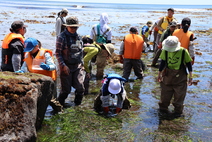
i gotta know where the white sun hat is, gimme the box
[162,36,181,52]
[108,79,121,94]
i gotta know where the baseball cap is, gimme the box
[167,8,174,12]
[108,79,121,94]
[24,37,39,52]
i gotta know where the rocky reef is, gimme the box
[0,71,54,142]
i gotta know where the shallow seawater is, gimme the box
[0,4,212,141]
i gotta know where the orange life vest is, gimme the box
[1,33,25,71]
[173,29,193,50]
[24,47,57,81]
[2,33,24,49]
[123,34,144,59]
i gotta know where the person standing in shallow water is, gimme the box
[157,36,193,118]
[90,13,114,80]
[55,8,68,37]
[173,17,195,65]
[1,21,27,72]
[119,27,146,81]
[56,16,85,107]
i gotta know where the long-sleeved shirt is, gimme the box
[55,16,66,36]
[83,44,100,73]
[90,24,112,42]
[20,52,56,72]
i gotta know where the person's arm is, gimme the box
[55,36,70,75]
[20,61,29,72]
[150,22,157,31]
[119,41,124,55]
[90,25,96,41]
[106,29,112,42]
[83,47,98,73]
[157,18,164,32]
[55,36,65,67]
[157,60,166,82]
[55,18,62,36]
[10,39,24,71]
[12,54,22,71]
[44,52,56,71]
[188,41,195,65]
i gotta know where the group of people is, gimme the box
[1,7,195,118]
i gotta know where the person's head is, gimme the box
[162,36,181,52]
[169,21,177,32]
[10,21,27,36]
[129,27,138,34]
[167,8,174,18]
[108,79,121,94]
[58,8,68,17]
[181,17,191,33]
[146,21,153,27]
[64,16,80,34]
[82,35,93,45]
[104,43,115,57]
[99,13,109,25]
[24,37,40,54]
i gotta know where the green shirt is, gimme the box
[160,47,192,70]
[83,44,100,73]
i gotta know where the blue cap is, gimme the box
[24,37,38,52]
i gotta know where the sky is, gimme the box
[65,0,212,5]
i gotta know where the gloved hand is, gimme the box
[40,62,50,70]
[15,70,24,73]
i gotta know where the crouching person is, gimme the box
[94,73,131,117]
[15,37,62,112]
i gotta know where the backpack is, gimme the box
[94,24,110,44]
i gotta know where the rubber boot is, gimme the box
[74,95,83,106]
[103,107,109,115]
[116,107,122,114]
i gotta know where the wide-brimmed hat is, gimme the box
[63,16,80,27]
[24,37,38,52]
[11,21,28,31]
[162,36,181,52]
[104,43,114,56]
[108,79,121,94]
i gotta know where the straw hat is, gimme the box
[104,43,114,56]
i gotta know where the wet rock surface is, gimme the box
[0,72,54,142]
